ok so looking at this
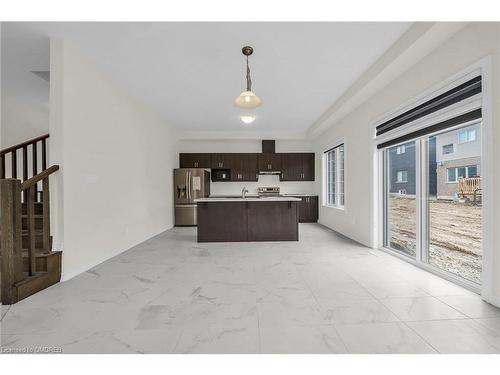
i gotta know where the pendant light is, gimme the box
[240,114,256,124]
[234,46,262,109]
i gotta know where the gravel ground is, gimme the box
[388,195,482,284]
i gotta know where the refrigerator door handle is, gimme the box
[187,171,191,200]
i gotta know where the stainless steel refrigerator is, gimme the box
[174,168,210,226]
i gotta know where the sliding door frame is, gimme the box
[371,57,493,299]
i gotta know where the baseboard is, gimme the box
[482,291,500,308]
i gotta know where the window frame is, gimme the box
[446,165,478,183]
[442,143,454,154]
[323,143,345,209]
[396,145,406,154]
[458,128,477,144]
[396,170,408,183]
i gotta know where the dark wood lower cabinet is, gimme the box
[247,201,298,241]
[197,201,298,242]
[293,196,318,223]
[197,202,248,242]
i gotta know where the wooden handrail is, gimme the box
[21,165,59,190]
[0,134,49,156]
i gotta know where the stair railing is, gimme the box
[0,133,49,202]
[1,134,58,305]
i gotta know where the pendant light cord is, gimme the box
[246,55,252,91]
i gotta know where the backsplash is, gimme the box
[210,174,315,196]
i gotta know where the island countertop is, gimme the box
[194,196,301,202]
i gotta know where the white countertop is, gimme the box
[194,197,301,202]
[282,194,318,197]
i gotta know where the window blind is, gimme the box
[375,76,482,138]
[377,108,482,150]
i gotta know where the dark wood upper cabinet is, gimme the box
[243,153,259,181]
[180,151,314,182]
[230,153,258,181]
[179,153,211,168]
[258,153,282,172]
[280,153,315,181]
[211,153,234,169]
[301,153,315,181]
[281,153,302,181]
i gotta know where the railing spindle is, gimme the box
[27,185,36,276]
[1,154,5,179]
[23,146,28,202]
[42,177,51,253]
[32,142,38,201]
[11,150,17,179]
[42,138,47,171]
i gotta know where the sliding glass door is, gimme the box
[383,141,417,258]
[424,122,482,284]
[382,120,483,285]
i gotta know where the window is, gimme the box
[324,144,344,207]
[442,144,454,154]
[458,128,476,143]
[396,145,406,154]
[396,170,408,183]
[446,165,478,182]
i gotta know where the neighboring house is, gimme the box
[435,122,482,199]
[388,138,437,196]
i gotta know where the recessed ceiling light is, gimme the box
[240,115,256,124]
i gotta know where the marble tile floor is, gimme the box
[1,223,500,354]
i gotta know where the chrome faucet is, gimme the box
[242,187,249,198]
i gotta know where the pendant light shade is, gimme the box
[234,91,262,109]
[234,46,262,109]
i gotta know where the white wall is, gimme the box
[50,38,177,281]
[176,139,315,195]
[312,23,500,304]
[1,24,50,148]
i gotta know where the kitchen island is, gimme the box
[194,197,301,242]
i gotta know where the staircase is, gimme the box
[1,134,61,305]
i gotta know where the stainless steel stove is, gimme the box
[257,187,281,197]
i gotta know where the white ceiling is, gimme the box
[2,22,411,134]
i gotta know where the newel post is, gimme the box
[1,179,23,304]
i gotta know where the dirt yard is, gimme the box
[388,195,482,284]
